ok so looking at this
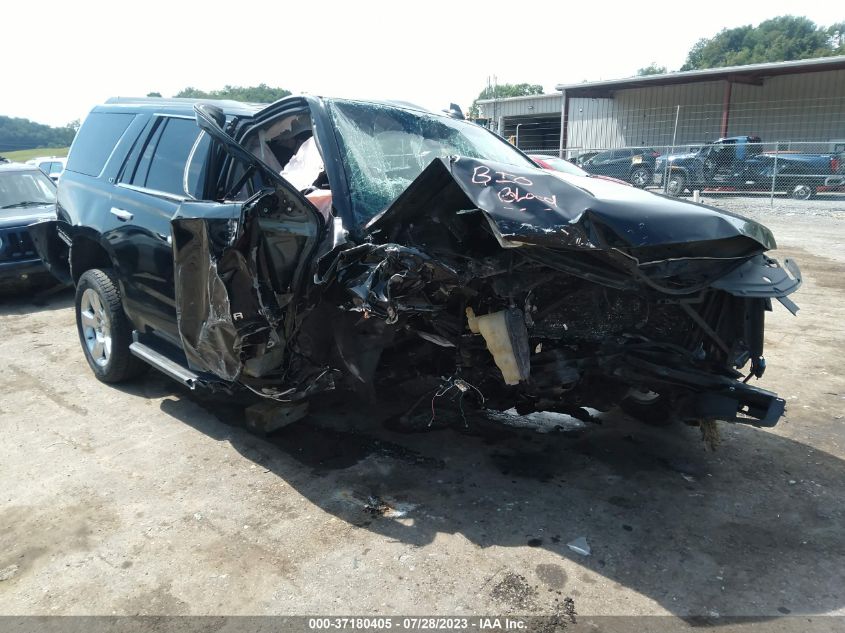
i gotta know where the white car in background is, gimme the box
[25,156,67,182]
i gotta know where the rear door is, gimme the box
[705,140,740,183]
[109,115,212,346]
[606,149,634,179]
[590,150,631,178]
[585,150,615,176]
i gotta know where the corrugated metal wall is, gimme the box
[728,69,845,144]
[568,81,726,150]
[477,95,562,119]
[569,70,845,150]
[486,68,845,153]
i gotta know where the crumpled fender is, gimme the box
[27,219,71,284]
[711,255,802,298]
[711,254,802,314]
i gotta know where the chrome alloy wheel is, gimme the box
[790,184,813,200]
[630,167,650,187]
[80,288,112,367]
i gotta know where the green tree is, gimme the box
[173,83,292,103]
[469,83,544,119]
[146,91,162,97]
[681,15,844,71]
[637,63,667,76]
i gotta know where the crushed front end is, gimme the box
[315,156,800,428]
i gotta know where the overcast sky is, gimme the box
[4,1,843,127]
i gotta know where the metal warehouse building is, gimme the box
[477,56,845,157]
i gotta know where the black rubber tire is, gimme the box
[630,166,651,188]
[75,268,147,383]
[619,392,674,427]
[666,173,686,196]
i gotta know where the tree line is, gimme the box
[0,116,78,153]
[1,84,292,152]
[148,83,292,103]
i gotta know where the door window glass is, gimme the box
[185,132,211,199]
[124,119,165,188]
[144,118,201,196]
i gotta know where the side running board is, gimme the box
[129,341,199,390]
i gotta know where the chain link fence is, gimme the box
[525,142,845,213]
[507,96,845,212]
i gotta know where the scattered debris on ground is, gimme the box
[490,572,539,611]
[364,495,416,518]
[0,564,19,582]
[567,537,591,556]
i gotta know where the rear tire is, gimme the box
[619,390,674,426]
[666,173,686,196]
[75,268,146,383]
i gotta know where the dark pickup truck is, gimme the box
[654,136,844,199]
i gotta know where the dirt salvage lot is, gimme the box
[1,204,844,619]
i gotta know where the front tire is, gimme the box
[75,268,146,383]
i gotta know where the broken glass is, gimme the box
[327,99,532,226]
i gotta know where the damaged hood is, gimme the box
[366,156,775,252]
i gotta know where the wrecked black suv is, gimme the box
[32,96,800,432]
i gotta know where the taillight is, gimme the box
[832,157,840,173]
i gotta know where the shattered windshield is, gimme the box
[328,100,534,225]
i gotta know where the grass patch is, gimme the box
[0,147,70,163]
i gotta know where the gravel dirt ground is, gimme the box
[0,200,843,622]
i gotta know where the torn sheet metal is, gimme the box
[316,242,460,323]
[171,216,246,382]
[711,255,802,299]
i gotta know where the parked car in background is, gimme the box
[528,154,631,186]
[0,162,57,286]
[654,136,845,199]
[26,156,67,182]
[580,147,660,187]
[32,96,800,434]
[573,151,598,167]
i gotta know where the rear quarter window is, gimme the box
[66,112,135,177]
